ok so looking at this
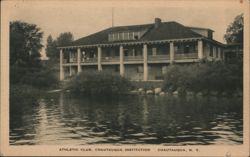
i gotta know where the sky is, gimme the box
[7,0,244,59]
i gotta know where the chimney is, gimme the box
[154,18,161,28]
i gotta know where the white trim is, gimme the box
[58,37,204,49]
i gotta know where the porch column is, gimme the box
[170,42,174,64]
[221,50,224,60]
[198,40,203,59]
[59,49,64,81]
[77,48,82,73]
[218,47,221,60]
[143,44,148,81]
[213,46,216,59]
[69,66,72,76]
[119,45,124,76]
[98,47,102,71]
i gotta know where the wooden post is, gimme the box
[98,47,102,71]
[59,49,64,80]
[143,44,148,81]
[119,45,124,76]
[218,47,221,60]
[77,48,81,73]
[170,42,174,64]
[198,40,203,59]
[69,66,72,76]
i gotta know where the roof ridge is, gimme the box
[111,21,177,28]
[187,26,214,32]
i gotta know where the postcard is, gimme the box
[1,0,249,156]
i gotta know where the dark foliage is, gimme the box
[10,21,43,67]
[67,71,132,95]
[163,60,242,94]
[224,14,243,44]
[10,21,59,89]
[46,32,74,62]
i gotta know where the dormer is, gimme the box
[187,27,214,39]
[108,31,142,41]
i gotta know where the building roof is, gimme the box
[186,26,214,32]
[62,21,204,47]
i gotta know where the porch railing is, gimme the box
[148,55,170,61]
[101,56,120,62]
[63,53,198,64]
[63,58,77,63]
[69,58,77,63]
[124,56,143,61]
[175,53,198,60]
[82,57,97,63]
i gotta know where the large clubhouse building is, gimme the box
[58,18,225,81]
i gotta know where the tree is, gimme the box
[224,14,243,44]
[10,21,43,67]
[45,35,58,61]
[56,32,74,46]
[45,32,74,61]
[10,21,59,87]
[10,21,44,84]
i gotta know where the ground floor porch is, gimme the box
[62,62,196,81]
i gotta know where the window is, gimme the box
[195,45,198,53]
[174,46,178,53]
[118,33,123,40]
[184,45,190,53]
[108,34,113,41]
[176,43,185,54]
[108,31,140,41]
[90,52,95,58]
[134,32,139,40]
[114,33,118,41]
[152,48,157,56]
[124,49,129,56]
[135,48,142,56]
[129,32,133,40]
[124,32,129,40]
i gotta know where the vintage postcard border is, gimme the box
[1,0,250,156]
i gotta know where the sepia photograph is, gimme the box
[0,0,249,156]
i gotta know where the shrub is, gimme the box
[163,61,242,94]
[67,71,132,95]
[130,81,164,90]
[10,64,59,89]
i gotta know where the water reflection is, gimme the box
[10,92,243,145]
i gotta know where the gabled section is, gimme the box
[187,26,214,39]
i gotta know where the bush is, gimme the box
[67,71,132,95]
[163,60,242,94]
[130,81,164,90]
[10,64,59,89]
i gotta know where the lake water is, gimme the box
[10,92,243,145]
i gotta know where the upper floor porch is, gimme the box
[60,39,224,66]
